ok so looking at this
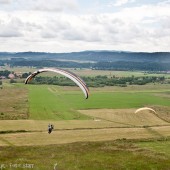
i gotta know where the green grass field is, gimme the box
[26,84,170,120]
[0,86,28,120]
[137,140,170,157]
[28,85,90,120]
[0,139,169,170]
[0,77,170,170]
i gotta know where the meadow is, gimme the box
[26,84,170,120]
[0,139,169,170]
[0,69,170,169]
[2,65,170,77]
[0,86,28,120]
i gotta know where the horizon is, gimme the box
[0,50,170,54]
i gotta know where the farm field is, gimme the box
[0,83,170,139]
[0,75,170,169]
[1,0,170,168]
[2,66,170,77]
[27,84,170,119]
[0,86,28,120]
[0,126,170,146]
[79,108,170,127]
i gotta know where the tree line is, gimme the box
[28,75,166,87]
[2,59,170,71]
[0,70,11,77]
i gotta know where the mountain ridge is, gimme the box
[0,51,170,63]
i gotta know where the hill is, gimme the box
[1,51,170,71]
[1,51,170,62]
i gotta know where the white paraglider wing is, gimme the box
[25,68,89,99]
[135,107,156,114]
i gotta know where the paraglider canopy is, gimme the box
[135,107,156,114]
[25,68,89,99]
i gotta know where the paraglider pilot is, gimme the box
[48,123,54,134]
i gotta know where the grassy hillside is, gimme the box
[0,87,28,120]
[0,82,170,170]
[0,139,169,170]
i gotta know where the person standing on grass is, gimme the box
[48,123,54,134]
[48,123,52,134]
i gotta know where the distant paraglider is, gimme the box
[25,68,89,99]
[135,107,156,114]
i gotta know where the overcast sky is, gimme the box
[0,0,170,52]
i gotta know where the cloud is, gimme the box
[39,2,170,52]
[40,14,106,42]
[0,0,78,12]
[158,0,170,5]
[32,0,78,12]
[0,0,11,4]
[0,0,170,52]
[0,18,23,37]
[113,0,135,7]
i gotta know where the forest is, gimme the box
[26,75,166,87]
[1,51,170,71]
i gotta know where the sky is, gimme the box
[0,0,170,52]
